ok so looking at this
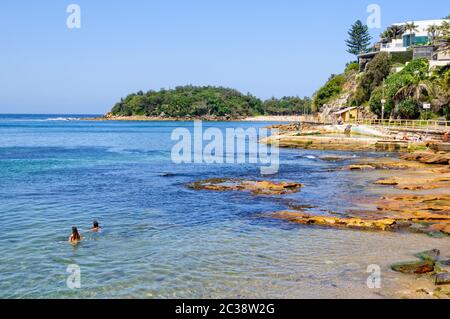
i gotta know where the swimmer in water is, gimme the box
[68,227,82,244]
[90,220,102,232]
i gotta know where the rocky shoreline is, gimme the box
[188,157,450,238]
[84,114,312,122]
[262,122,449,152]
[258,124,450,238]
[185,122,450,298]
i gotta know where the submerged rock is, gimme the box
[427,232,447,239]
[435,260,450,273]
[399,184,443,191]
[374,175,450,191]
[426,224,450,235]
[375,194,450,222]
[320,156,352,162]
[414,249,441,262]
[346,164,376,171]
[391,260,435,274]
[439,259,450,266]
[187,178,303,196]
[435,273,450,286]
[343,160,426,172]
[391,250,450,298]
[374,179,399,186]
[160,173,177,177]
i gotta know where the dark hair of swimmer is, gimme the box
[93,220,99,228]
[72,227,81,240]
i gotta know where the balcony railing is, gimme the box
[381,43,404,49]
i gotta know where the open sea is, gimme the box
[0,114,447,298]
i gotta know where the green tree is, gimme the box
[367,58,443,119]
[385,59,435,117]
[427,24,441,45]
[369,86,389,117]
[394,79,435,106]
[263,96,312,115]
[397,100,420,119]
[404,22,419,46]
[355,52,392,104]
[392,60,430,94]
[110,86,313,118]
[346,20,372,56]
[380,25,405,42]
[437,21,450,54]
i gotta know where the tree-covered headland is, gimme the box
[110,86,312,119]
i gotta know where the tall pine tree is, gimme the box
[346,20,372,56]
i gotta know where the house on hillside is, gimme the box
[358,19,450,71]
[380,19,446,52]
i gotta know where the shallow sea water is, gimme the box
[0,114,447,299]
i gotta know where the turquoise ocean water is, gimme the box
[0,114,447,298]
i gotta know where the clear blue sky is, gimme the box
[0,0,448,114]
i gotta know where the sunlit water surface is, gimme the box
[0,114,447,299]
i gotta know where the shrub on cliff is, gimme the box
[352,52,392,106]
[345,62,360,75]
[390,51,413,64]
[312,74,346,111]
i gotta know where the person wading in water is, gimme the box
[90,220,102,232]
[68,227,82,245]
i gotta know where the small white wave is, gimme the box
[46,117,80,121]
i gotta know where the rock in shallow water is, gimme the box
[374,179,399,186]
[160,173,177,177]
[268,211,398,231]
[414,249,441,262]
[346,164,376,171]
[402,151,450,165]
[187,178,303,195]
[391,260,435,274]
[436,260,450,273]
[435,273,450,286]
